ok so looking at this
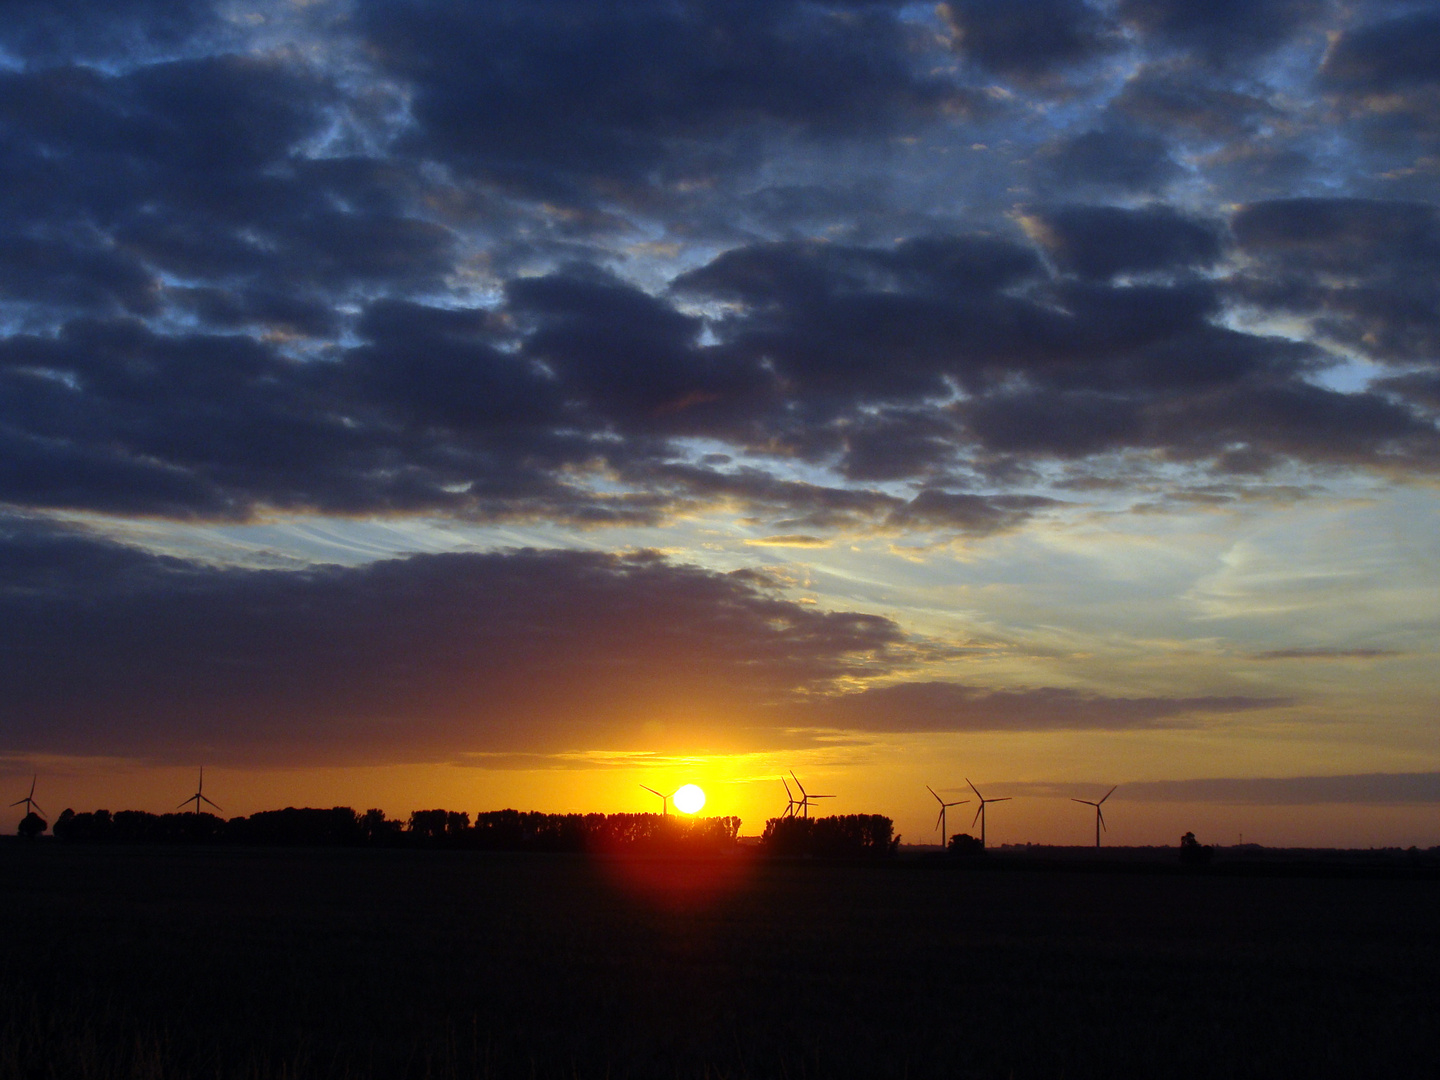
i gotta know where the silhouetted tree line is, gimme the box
[49,806,742,853]
[463,810,744,853]
[760,815,899,858]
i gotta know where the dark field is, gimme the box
[2,845,1437,1079]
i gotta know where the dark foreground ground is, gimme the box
[2,844,1437,1079]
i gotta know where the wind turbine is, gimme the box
[926,785,969,846]
[10,775,45,818]
[1072,786,1117,849]
[780,777,799,818]
[179,767,222,815]
[789,772,835,818]
[966,778,1010,848]
[640,784,675,816]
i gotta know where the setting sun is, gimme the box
[673,784,705,814]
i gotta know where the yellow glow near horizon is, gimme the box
[673,783,705,814]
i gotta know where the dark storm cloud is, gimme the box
[1169,381,1440,470]
[1315,7,1440,162]
[1040,128,1180,194]
[677,236,1393,474]
[0,54,455,306]
[672,235,1051,409]
[940,0,1119,82]
[168,287,339,339]
[506,265,778,437]
[963,390,1145,458]
[1376,372,1440,412]
[0,232,160,317]
[1112,63,1281,138]
[356,0,959,204]
[1233,198,1440,366]
[1319,9,1440,93]
[0,318,365,518]
[783,681,1283,733]
[1116,772,1440,805]
[342,298,565,433]
[0,0,223,65]
[1119,0,1331,63]
[1233,198,1440,276]
[0,521,911,763]
[1028,205,1224,280]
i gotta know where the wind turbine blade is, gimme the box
[927,785,942,805]
[30,802,45,817]
[1071,798,1090,805]
[178,798,193,809]
[8,798,25,807]
[200,795,221,810]
[640,785,661,797]
[990,797,1012,803]
[1100,786,1117,804]
[935,809,944,831]
[966,778,983,800]
[1097,809,1107,831]
[971,805,983,827]
[790,771,807,796]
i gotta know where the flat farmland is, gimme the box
[1,845,1436,1079]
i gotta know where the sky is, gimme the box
[2,0,1439,847]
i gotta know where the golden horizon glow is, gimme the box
[673,783,706,814]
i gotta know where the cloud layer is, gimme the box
[1115,773,1440,806]
[0,519,1285,763]
[0,0,1434,538]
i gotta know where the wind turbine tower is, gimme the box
[640,784,675,816]
[927,785,969,846]
[1072,786,1117,849]
[966,778,1011,848]
[180,767,222,815]
[10,775,45,818]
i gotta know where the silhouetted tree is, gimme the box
[52,809,115,842]
[17,811,46,838]
[947,832,984,856]
[760,815,814,856]
[361,808,403,844]
[761,815,897,858]
[408,809,470,842]
[230,807,365,846]
[112,810,159,843]
[1179,831,1214,866]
